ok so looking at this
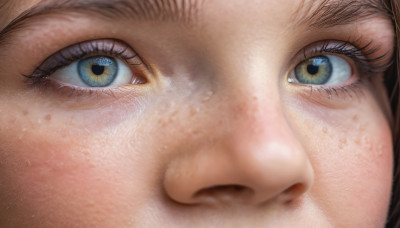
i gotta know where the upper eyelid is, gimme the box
[295,40,367,61]
[289,40,391,75]
[26,39,141,79]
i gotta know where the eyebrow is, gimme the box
[293,0,392,29]
[0,0,202,45]
[0,0,393,47]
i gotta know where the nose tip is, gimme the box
[244,142,314,204]
[163,140,314,206]
[163,86,314,206]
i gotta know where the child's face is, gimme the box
[0,0,395,227]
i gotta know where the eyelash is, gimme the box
[22,39,148,99]
[24,39,142,84]
[301,40,389,74]
[293,39,390,98]
[24,38,389,100]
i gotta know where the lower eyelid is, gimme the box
[29,78,141,110]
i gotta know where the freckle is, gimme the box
[159,118,168,127]
[190,107,200,116]
[355,137,361,145]
[45,114,52,121]
[352,115,359,122]
[322,127,328,134]
[22,110,29,116]
[358,123,368,132]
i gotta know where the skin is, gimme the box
[0,0,395,227]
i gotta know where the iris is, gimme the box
[295,56,332,85]
[78,56,118,87]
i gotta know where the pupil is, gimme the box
[307,64,319,75]
[92,64,105,76]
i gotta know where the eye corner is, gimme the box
[287,77,295,84]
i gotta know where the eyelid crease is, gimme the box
[24,39,142,83]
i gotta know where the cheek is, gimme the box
[0,92,182,226]
[292,104,393,226]
[0,112,148,226]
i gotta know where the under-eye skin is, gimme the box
[25,39,148,89]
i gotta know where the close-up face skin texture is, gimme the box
[0,0,397,227]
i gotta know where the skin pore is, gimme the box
[0,0,396,227]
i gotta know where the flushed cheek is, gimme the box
[0,121,147,226]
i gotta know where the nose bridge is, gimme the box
[163,73,314,205]
[215,52,287,146]
[222,85,311,193]
[226,86,284,146]
[163,42,314,206]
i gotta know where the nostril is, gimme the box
[193,185,254,204]
[281,183,306,203]
[195,185,247,195]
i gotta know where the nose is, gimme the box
[163,88,314,206]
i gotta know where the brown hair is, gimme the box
[386,0,400,226]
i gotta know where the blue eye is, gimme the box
[78,56,118,87]
[289,55,352,85]
[53,55,133,88]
